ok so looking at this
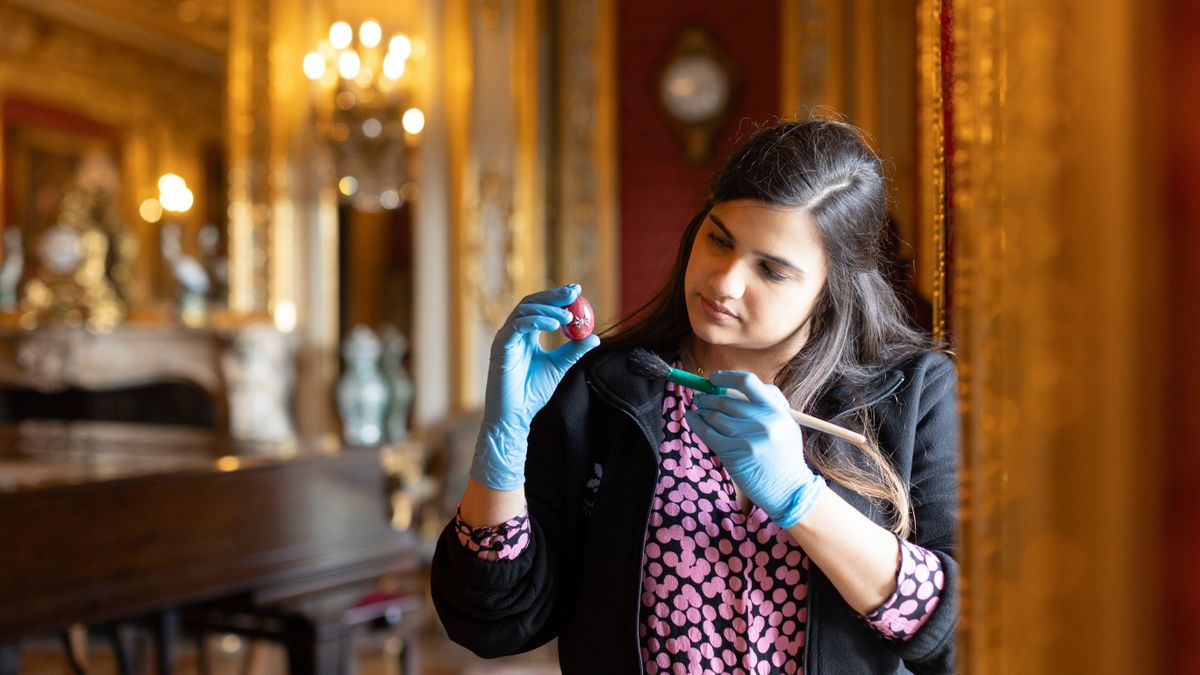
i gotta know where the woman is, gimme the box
[431,119,958,674]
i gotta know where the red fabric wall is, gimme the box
[615,1,781,316]
[1164,0,1200,666]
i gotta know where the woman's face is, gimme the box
[683,199,829,357]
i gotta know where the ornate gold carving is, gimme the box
[779,0,846,116]
[226,0,272,315]
[953,0,1011,665]
[0,6,223,123]
[3,0,227,73]
[953,0,1160,669]
[464,164,517,327]
[449,0,550,411]
[917,0,948,341]
[556,0,617,329]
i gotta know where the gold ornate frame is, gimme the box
[950,0,1164,669]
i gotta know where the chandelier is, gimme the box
[304,20,425,212]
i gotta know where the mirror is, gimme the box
[0,1,229,330]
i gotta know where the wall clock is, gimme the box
[658,27,739,163]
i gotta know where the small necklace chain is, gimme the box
[683,343,706,376]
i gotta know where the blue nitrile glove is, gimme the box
[469,284,601,490]
[683,370,827,528]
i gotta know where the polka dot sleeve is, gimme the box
[863,537,946,641]
[453,508,532,561]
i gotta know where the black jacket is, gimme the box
[432,346,960,674]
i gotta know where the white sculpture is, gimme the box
[161,222,210,317]
[337,325,389,446]
[198,223,228,302]
[0,227,24,311]
[222,325,295,444]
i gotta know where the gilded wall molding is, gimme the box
[917,0,948,340]
[4,0,227,73]
[445,0,473,411]
[262,0,340,435]
[556,0,617,330]
[953,0,1163,669]
[513,0,546,299]
[449,0,559,411]
[782,0,921,312]
[226,0,272,316]
[779,0,846,117]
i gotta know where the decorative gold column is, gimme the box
[555,0,618,332]
[779,0,847,117]
[513,0,547,300]
[225,0,339,433]
[226,0,272,316]
[448,0,557,411]
[267,0,340,435]
[849,0,879,143]
[953,0,1165,670]
[782,1,920,296]
[446,0,473,411]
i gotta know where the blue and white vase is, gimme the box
[337,325,389,446]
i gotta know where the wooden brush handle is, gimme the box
[724,389,869,446]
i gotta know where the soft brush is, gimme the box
[626,347,869,448]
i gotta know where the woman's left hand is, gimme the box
[684,370,827,528]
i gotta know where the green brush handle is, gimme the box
[667,368,727,395]
[666,367,868,446]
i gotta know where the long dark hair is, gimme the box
[600,118,931,536]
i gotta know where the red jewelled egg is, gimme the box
[561,295,595,341]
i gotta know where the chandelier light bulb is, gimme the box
[157,174,194,213]
[380,189,401,210]
[139,198,163,223]
[388,34,412,60]
[338,51,361,79]
[329,21,353,49]
[359,20,382,48]
[161,188,194,213]
[175,187,194,213]
[158,173,185,193]
[402,108,425,135]
[302,51,326,80]
[383,52,405,80]
[307,24,422,208]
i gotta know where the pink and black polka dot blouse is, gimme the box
[457,372,945,673]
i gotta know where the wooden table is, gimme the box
[0,422,425,674]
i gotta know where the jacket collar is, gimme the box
[812,369,907,422]
[584,346,673,421]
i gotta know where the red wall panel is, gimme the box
[616,1,781,316]
[1164,0,1200,666]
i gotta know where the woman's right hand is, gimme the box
[468,284,600,491]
